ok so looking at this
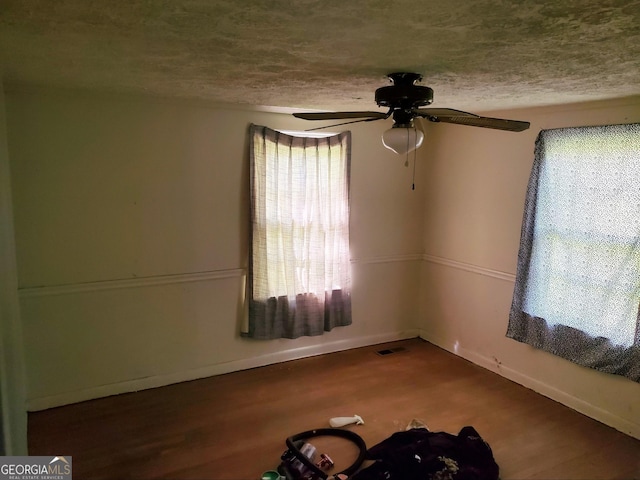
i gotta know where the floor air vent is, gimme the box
[376,346,407,356]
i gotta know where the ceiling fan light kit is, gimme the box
[293,72,530,155]
[382,125,424,155]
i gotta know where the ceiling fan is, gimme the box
[293,72,530,154]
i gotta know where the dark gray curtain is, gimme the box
[244,125,352,340]
[507,124,640,382]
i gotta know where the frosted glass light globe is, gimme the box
[382,127,424,155]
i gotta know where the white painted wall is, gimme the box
[5,86,424,410]
[5,84,639,441]
[418,96,640,439]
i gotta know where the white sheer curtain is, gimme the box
[244,125,352,339]
[508,124,640,382]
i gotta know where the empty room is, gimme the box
[1,1,639,479]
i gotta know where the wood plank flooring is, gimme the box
[28,338,640,479]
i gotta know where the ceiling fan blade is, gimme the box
[415,108,530,132]
[304,116,386,131]
[434,116,530,132]
[414,108,480,118]
[293,111,389,121]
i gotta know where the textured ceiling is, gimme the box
[1,0,639,112]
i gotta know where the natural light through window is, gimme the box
[263,141,349,297]
[246,125,352,339]
[522,125,640,347]
[251,128,351,300]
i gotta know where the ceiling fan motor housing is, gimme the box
[375,72,434,110]
[376,85,433,109]
[375,84,434,109]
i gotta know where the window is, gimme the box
[508,124,640,382]
[243,125,352,339]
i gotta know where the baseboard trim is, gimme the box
[418,330,640,440]
[27,329,420,411]
[423,254,516,283]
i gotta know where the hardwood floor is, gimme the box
[28,338,640,479]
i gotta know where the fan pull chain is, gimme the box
[412,143,417,190]
[403,127,418,190]
[405,129,410,168]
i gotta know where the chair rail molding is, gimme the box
[423,254,516,282]
[18,269,246,298]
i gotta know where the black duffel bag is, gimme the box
[351,426,499,480]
